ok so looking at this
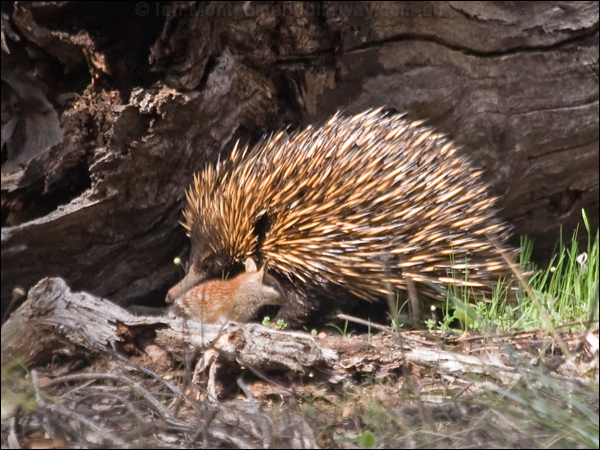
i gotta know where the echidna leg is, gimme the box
[275,287,320,327]
[406,278,420,326]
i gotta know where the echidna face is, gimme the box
[190,247,233,281]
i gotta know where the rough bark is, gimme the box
[1,278,337,378]
[1,1,598,316]
[2,276,533,386]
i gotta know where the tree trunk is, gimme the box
[1,1,598,316]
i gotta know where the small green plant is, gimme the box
[424,317,436,330]
[508,210,598,331]
[263,316,288,330]
[1,359,38,418]
[386,293,409,332]
[438,209,599,332]
[358,430,377,449]
[302,325,319,337]
[327,320,350,337]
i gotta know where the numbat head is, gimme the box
[167,258,283,323]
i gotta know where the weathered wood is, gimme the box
[1,1,598,317]
[1,277,337,376]
[3,277,537,386]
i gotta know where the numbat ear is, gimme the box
[244,257,259,273]
[244,257,268,281]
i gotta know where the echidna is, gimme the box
[167,108,515,325]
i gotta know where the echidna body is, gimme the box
[170,109,515,325]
